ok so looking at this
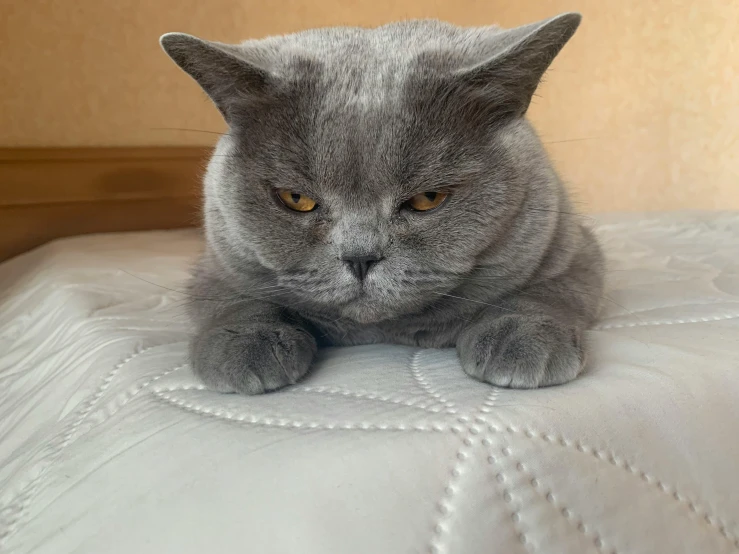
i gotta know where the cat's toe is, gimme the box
[457,314,583,389]
[190,323,317,394]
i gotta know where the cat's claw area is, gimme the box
[191,324,317,394]
[457,314,584,388]
[196,315,584,394]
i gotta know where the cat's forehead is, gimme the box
[239,21,507,86]
[230,22,520,193]
[226,21,515,118]
[243,20,497,59]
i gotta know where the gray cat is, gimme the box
[160,12,604,395]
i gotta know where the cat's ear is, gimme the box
[160,33,269,121]
[455,12,581,117]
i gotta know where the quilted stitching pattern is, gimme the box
[1,213,738,554]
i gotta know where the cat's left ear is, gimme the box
[456,12,581,117]
[160,33,270,121]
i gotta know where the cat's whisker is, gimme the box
[521,206,598,222]
[121,273,295,310]
[466,264,632,277]
[120,270,248,302]
[541,137,601,145]
[246,284,289,293]
[431,292,517,313]
[246,289,293,302]
[148,127,230,137]
[455,275,647,326]
[431,288,652,349]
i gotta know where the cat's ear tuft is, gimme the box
[456,12,582,117]
[160,32,269,121]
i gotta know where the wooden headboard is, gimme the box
[0,147,211,262]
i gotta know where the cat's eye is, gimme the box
[405,191,448,212]
[276,189,317,212]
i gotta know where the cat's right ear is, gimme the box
[453,13,582,118]
[160,33,269,121]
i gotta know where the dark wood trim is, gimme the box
[0,146,210,161]
[0,147,210,262]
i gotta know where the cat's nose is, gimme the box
[341,254,383,281]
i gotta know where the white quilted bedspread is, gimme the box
[1,212,739,554]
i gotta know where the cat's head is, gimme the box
[161,14,580,323]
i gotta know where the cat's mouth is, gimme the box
[286,271,424,323]
[336,285,413,324]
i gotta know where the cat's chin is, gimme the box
[339,302,394,324]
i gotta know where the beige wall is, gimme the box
[2,0,738,212]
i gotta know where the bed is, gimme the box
[1,211,738,554]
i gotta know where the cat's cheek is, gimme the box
[307,219,331,244]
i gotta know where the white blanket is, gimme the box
[1,212,738,554]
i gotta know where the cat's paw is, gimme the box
[190,323,317,394]
[457,314,584,388]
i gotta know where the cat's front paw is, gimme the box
[457,314,584,388]
[190,323,317,394]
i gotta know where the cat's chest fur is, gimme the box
[302,311,467,349]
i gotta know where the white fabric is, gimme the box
[1,212,738,554]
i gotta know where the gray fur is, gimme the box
[160,13,605,394]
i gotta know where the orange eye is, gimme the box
[406,191,448,212]
[277,189,317,212]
